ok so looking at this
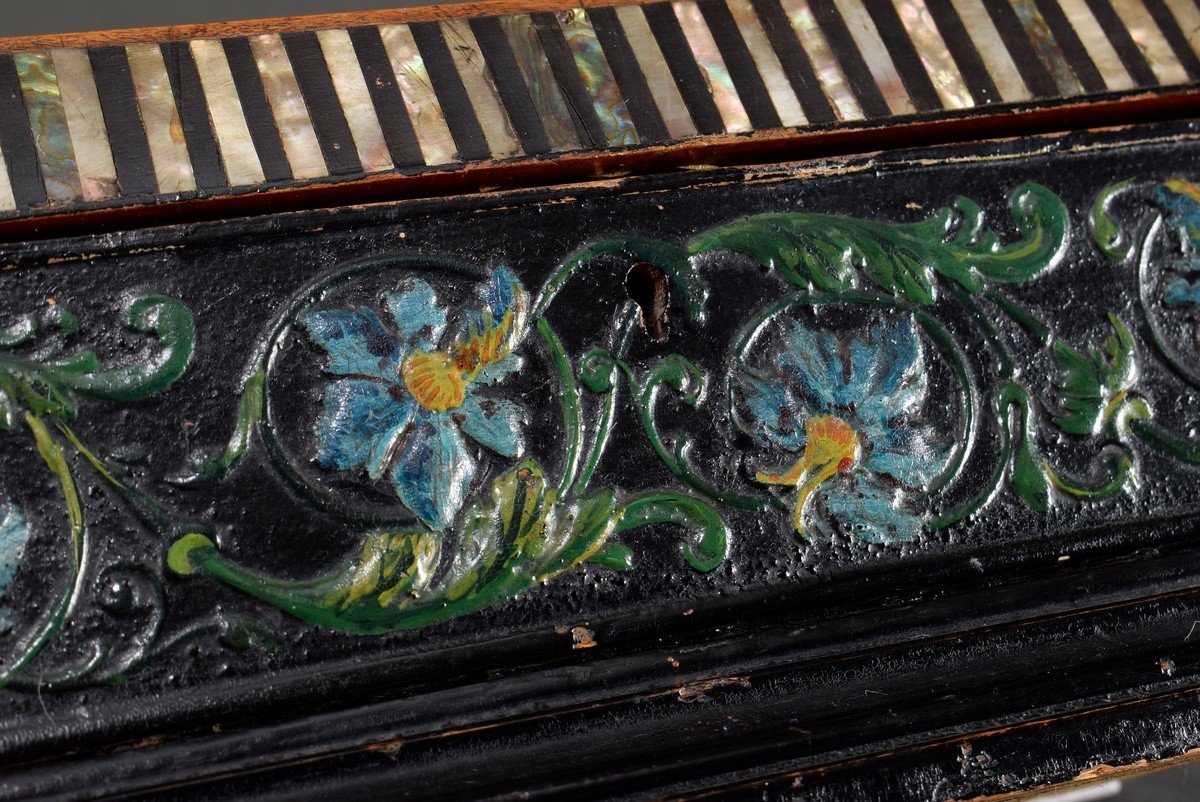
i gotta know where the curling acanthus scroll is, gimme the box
[2,178,1199,688]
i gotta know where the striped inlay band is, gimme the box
[0,0,1198,216]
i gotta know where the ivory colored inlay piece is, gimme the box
[378,24,458,165]
[831,0,916,115]
[557,9,638,146]
[725,0,809,126]
[14,51,81,203]
[125,43,197,194]
[50,47,119,201]
[1162,0,1200,63]
[248,33,328,180]
[440,19,522,158]
[1009,0,1084,96]
[316,29,394,173]
[946,0,1031,102]
[778,0,865,120]
[613,5,698,139]
[672,0,752,133]
[501,13,582,151]
[0,143,16,211]
[1057,0,1136,91]
[890,0,973,109]
[1110,0,1190,85]
[189,39,266,186]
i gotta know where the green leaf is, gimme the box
[1051,314,1137,436]
[168,461,624,634]
[64,296,195,402]
[1090,179,1138,263]
[170,367,265,485]
[0,315,36,348]
[997,384,1050,513]
[686,183,1067,303]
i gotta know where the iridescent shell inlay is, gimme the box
[0,143,16,211]
[14,51,81,203]
[831,0,915,115]
[946,0,1031,102]
[441,19,523,159]
[778,0,864,121]
[50,47,118,201]
[557,9,638,147]
[316,29,394,173]
[1057,0,1135,91]
[725,0,808,126]
[189,39,265,186]
[1163,0,1200,63]
[891,0,973,109]
[672,0,751,133]
[1110,0,1189,84]
[125,43,198,194]
[1010,0,1084,96]
[248,34,327,181]
[502,14,582,151]
[377,24,458,166]
[613,5,698,138]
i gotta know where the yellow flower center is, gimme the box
[755,414,860,538]
[401,310,515,413]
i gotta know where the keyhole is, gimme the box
[625,262,669,342]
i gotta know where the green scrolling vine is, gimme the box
[3,178,1200,686]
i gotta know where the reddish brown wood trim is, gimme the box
[0,88,1196,245]
[0,0,658,53]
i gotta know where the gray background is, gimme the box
[4,1,433,36]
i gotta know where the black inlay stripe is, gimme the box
[1142,0,1200,81]
[860,0,944,112]
[346,26,425,168]
[641,2,725,134]
[87,46,157,196]
[748,0,837,123]
[1081,0,1158,86]
[921,0,1001,105]
[160,42,226,190]
[587,7,670,142]
[469,16,552,154]
[805,0,890,117]
[696,0,782,129]
[222,37,293,182]
[408,21,491,162]
[981,0,1060,98]
[1031,0,1107,94]
[0,54,44,207]
[280,31,363,176]
[531,12,608,148]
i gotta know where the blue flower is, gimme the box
[0,501,29,626]
[304,268,528,531]
[1157,180,1200,310]
[734,315,948,543]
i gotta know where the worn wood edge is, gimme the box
[995,748,1200,800]
[0,0,664,52]
[0,87,1197,246]
[678,689,1200,801]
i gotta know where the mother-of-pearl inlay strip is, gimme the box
[378,24,458,165]
[51,47,118,201]
[14,51,81,203]
[248,33,327,181]
[189,39,266,186]
[0,143,15,211]
[124,43,197,194]
[0,0,1196,217]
